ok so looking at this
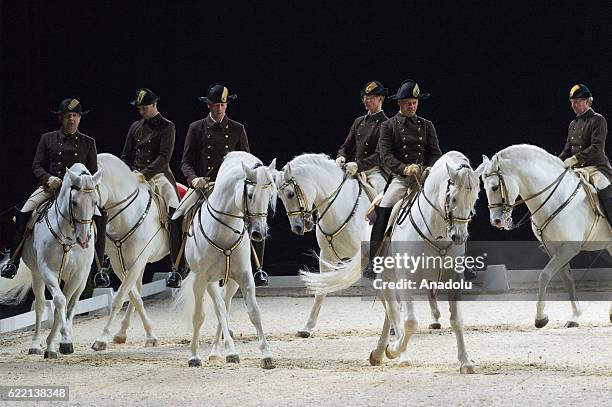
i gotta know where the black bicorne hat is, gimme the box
[360,81,388,97]
[198,84,237,104]
[389,79,430,100]
[51,98,89,115]
[569,83,592,99]
[131,88,159,106]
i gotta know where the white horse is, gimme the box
[273,153,372,337]
[176,151,277,369]
[0,164,101,358]
[274,153,445,337]
[477,144,612,327]
[301,152,480,373]
[91,153,170,351]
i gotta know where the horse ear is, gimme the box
[491,155,500,171]
[474,162,486,177]
[284,163,292,181]
[92,168,103,186]
[66,167,78,183]
[268,158,277,172]
[241,162,257,181]
[446,162,457,181]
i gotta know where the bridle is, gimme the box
[277,177,316,228]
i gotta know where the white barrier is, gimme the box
[0,272,172,334]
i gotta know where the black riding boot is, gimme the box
[1,211,32,279]
[597,184,612,225]
[363,206,393,279]
[251,240,269,287]
[92,208,111,288]
[166,208,188,288]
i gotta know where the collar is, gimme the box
[366,110,386,121]
[576,108,595,120]
[206,114,229,127]
[396,112,418,124]
[144,113,163,126]
[59,129,81,140]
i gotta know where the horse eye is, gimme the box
[248,192,253,200]
[71,201,77,207]
[452,198,457,204]
[492,185,499,192]
[287,191,295,199]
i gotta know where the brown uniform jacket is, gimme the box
[559,108,612,181]
[121,113,177,188]
[32,129,98,187]
[181,115,250,184]
[337,110,388,172]
[377,113,442,175]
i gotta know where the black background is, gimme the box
[1,2,611,275]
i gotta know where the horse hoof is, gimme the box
[460,364,475,374]
[43,351,59,359]
[398,360,412,368]
[296,331,310,338]
[226,354,240,364]
[188,358,202,367]
[91,341,107,351]
[261,357,275,369]
[564,321,579,328]
[28,348,43,355]
[145,338,158,347]
[369,351,383,366]
[429,322,441,329]
[59,343,74,355]
[113,335,127,344]
[385,345,399,360]
[534,317,549,328]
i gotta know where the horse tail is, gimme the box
[172,273,214,325]
[300,252,363,294]
[0,261,33,305]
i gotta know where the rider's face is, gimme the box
[137,103,158,120]
[362,95,384,114]
[398,98,418,117]
[61,112,81,134]
[570,98,589,116]
[208,102,227,121]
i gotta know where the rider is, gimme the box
[364,79,442,279]
[120,88,181,284]
[1,99,106,285]
[168,84,269,288]
[336,81,389,193]
[560,83,612,223]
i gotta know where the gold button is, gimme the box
[207,135,211,139]
[208,166,212,170]
[418,127,421,131]
[419,137,422,140]
[207,156,211,159]
[59,152,62,155]
[74,153,77,156]
[207,145,211,149]
[137,139,140,142]
[225,135,229,138]
[404,154,408,158]
[225,145,228,149]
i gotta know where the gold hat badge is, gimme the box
[413,83,420,97]
[136,90,147,105]
[68,99,80,110]
[221,87,229,103]
[365,82,378,94]
[569,84,580,97]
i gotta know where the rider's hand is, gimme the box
[132,170,146,183]
[191,177,209,189]
[403,163,421,177]
[47,176,62,191]
[563,156,578,168]
[345,162,358,176]
[335,156,346,167]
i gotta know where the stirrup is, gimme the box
[0,262,17,279]
[94,271,111,288]
[253,269,269,287]
[166,270,183,288]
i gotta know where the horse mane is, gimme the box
[284,153,342,179]
[495,144,564,169]
[97,153,139,189]
[429,151,480,211]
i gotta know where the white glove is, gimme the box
[335,156,346,167]
[345,162,358,176]
[132,170,146,182]
[191,177,209,189]
[47,176,62,191]
[563,156,578,168]
[403,164,421,177]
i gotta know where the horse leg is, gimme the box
[210,280,239,360]
[559,263,582,328]
[535,245,579,328]
[382,284,407,360]
[92,258,146,351]
[113,302,135,344]
[297,255,329,338]
[369,298,392,366]
[206,282,239,363]
[239,270,274,369]
[449,289,474,374]
[38,267,68,359]
[28,272,46,355]
[59,273,88,355]
[188,273,207,367]
[427,289,442,329]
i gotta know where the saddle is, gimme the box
[573,168,606,218]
